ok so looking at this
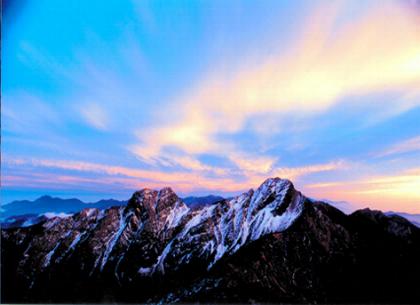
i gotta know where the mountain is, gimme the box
[309,200,420,228]
[2,213,50,229]
[182,194,224,210]
[1,195,224,228]
[386,211,420,227]
[0,196,127,221]
[2,177,420,304]
[2,212,74,229]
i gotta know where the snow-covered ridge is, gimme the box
[4,177,305,286]
[153,178,305,272]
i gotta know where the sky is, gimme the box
[2,0,420,213]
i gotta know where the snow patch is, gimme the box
[99,208,128,271]
[44,212,73,219]
[165,200,189,229]
[43,242,61,267]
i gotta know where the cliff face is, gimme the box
[2,178,420,304]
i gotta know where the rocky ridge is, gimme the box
[2,177,420,304]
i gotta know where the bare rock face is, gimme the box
[2,178,420,304]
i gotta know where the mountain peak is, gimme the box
[158,186,176,195]
[126,187,187,229]
[37,195,54,201]
[260,177,293,189]
[156,187,182,214]
[128,187,181,210]
[2,177,420,304]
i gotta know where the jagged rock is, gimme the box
[2,178,420,303]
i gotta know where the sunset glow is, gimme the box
[3,0,420,213]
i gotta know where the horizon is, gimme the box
[0,177,415,216]
[3,1,420,213]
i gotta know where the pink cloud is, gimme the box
[3,157,346,195]
[132,1,420,165]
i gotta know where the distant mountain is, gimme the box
[386,211,420,227]
[312,199,420,228]
[312,198,354,214]
[1,194,224,223]
[2,177,420,304]
[0,196,127,221]
[182,195,224,210]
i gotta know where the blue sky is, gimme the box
[2,0,420,213]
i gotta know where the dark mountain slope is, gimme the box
[161,202,420,304]
[2,178,419,304]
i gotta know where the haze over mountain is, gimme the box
[385,211,420,228]
[0,195,225,228]
[0,196,127,221]
[3,193,419,229]
[2,178,420,304]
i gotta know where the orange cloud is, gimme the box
[304,168,420,213]
[273,161,347,181]
[133,1,420,162]
[375,136,420,157]
[4,157,344,195]
[230,154,277,175]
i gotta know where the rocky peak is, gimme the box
[2,177,420,304]
[126,188,158,219]
[155,187,184,214]
[247,178,294,218]
[126,187,187,223]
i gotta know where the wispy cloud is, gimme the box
[230,154,277,175]
[305,167,420,213]
[273,161,347,181]
[375,136,420,157]
[5,1,420,214]
[80,102,109,130]
[2,93,62,134]
[132,1,420,166]
[3,157,345,195]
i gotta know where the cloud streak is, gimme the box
[133,1,420,164]
[80,102,109,130]
[305,167,420,213]
[3,157,345,195]
[375,136,420,157]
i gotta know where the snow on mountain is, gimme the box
[1,178,303,280]
[2,177,420,304]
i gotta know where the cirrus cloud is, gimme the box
[132,1,420,165]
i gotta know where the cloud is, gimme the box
[304,167,420,213]
[230,154,277,175]
[273,161,347,181]
[131,1,420,165]
[375,136,420,157]
[80,102,109,130]
[2,93,62,134]
[3,157,346,195]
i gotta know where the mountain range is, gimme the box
[2,192,419,229]
[1,195,225,228]
[2,177,420,303]
[0,196,127,221]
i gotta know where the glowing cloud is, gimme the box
[133,1,420,163]
[3,157,345,195]
[376,136,420,157]
[305,168,420,213]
